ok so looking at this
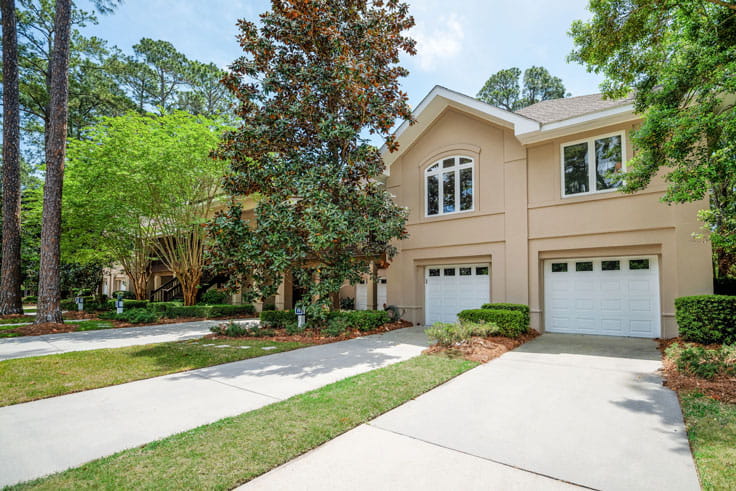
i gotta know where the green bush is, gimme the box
[208,304,255,317]
[675,295,736,344]
[323,316,352,337]
[260,310,297,328]
[262,303,277,311]
[665,342,736,380]
[210,321,249,337]
[100,308,159,324]
[339,297,355,310]
[457,309,527,338]
[481,303,530,327]
[425,321,498,346]
[327,310,390,332]
[284,321,305,335]
[60,299,77,311]
[105,299,149,311]
[112,290,135,299]
[22,296,37,304]
[168,305,211,318]
[200,289,229,305]
[146,301,181,317]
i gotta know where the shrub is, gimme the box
[100,308,159,324]
[339,297,355,310]
[284,321,305,335]
[112,290,135,299]
[146,301,181,317]
[200,289,229,305]
[675,295,736,344]
[260,310,297,328]
[105,299,149,311]
[168,305,211,318]
[665,342,736,380]
[208,304,255,317]
[425,321,498,346]
[323,316,352,337]
[262,303,277,311]
[210,321,249,337]
[60,299,77,311]
[22,296,37,304]
[480,303,530,327]
[327,310,390,332]
[457,309,527,338]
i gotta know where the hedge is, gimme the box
[675,295,736,344]
[260,310,297,328]
[457,309,527,338]
[146,301,182,316]
[105,299,149,311]
[480,303,530,327]
[167,304,255,319]
[327,310,390,332]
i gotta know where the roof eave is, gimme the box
[515,104,638,145]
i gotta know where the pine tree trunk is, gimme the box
[0,0,24,315]
[35,0,71,324]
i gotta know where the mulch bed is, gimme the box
[208,320,414,345]
[423,330,540,363]
[658,338,736,404]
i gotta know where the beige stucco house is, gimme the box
[366,86,712,339]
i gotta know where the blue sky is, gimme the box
[79,0,603,109]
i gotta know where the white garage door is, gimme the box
[425,264,490,325]
[355,278,387,310]
[544,256,661,338]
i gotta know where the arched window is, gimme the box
[425,156,474,216]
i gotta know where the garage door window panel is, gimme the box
[425,156,474,217]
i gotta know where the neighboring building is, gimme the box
[375,86,712,339]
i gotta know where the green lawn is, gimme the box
[0,316,36,325]
[11,355,477,490]
[0,338,307,406]
[0,319,117,338]
[680,392,736,490]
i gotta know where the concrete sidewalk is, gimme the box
[0,325,428,487]
[0,319,258,361]
[243,334,700,491]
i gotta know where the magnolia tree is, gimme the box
[65,111,229,304]
[208,0,415,315]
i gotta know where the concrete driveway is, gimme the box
[244,333,700,491]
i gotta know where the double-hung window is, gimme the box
[561,132,625,197]
[425,156,474,216]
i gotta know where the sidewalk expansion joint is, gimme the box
[190,372,282,401]
[366,423,598,490]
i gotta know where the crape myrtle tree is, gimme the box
[208,0,415,316]
[65,111,229,305]
[570,0,736,277]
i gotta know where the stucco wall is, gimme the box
[385,112,713,337]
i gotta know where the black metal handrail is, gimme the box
[149,277,183,302]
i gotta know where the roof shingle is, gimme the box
[515,93,633,124]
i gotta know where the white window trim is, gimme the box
[424,156,475,217]
[560,130,627,198]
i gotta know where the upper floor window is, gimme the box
[561,132,625,197]
[425,156,474,216]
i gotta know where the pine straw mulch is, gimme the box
[658,338,736,404]
[208,320,414,345]
[423,330,540,363]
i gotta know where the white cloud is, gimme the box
[410,13,465,71]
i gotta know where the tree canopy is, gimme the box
[208,0,415,315]
[65,111,230,303]
[570,0,736,276]
[476,66,567,110]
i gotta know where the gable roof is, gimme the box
[516,93,635,124]
[381,86,637,171]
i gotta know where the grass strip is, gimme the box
[680,392,736,490]
[0,339,306,407]
[11,355,477,490]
